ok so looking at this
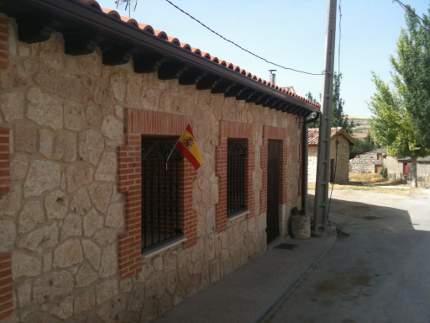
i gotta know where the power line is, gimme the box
[337,0,342,73]
[392,0,429,31]
[163,0,325,76]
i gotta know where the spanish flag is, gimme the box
[176,125,203,170]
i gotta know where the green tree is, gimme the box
[371,5,430,187]
[306,73,353,133]
[331,73,354,133]
[392,6,430,150]
[371,75,428,187]
[350,135,378,159]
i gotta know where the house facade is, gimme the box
[350,148,430,187]
[349,148,386,174]
[395,157,430,187]
[308,128,353,184]
[0,1,319,322]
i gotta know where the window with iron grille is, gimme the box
[227,138,248,216]
[141,136,183,252]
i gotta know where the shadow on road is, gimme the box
[269,191,430,323]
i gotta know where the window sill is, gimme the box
[227,210,250,226]
[142,235,186,258]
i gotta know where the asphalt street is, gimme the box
[268,189,430,323]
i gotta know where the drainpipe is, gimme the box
[301,112,320,214]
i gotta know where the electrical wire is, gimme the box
[163,0,325,76]
[392,0,428,28]
[337,0,342,74]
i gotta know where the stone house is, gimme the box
[308,128,353,184]
[350,148,430,187]
[349,148,386,174]
[0,1,320,322]
[396,156,430,187]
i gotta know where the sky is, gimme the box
[97,0,429,117]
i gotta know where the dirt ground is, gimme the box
[268,186,430,323]
[309,173,411,196]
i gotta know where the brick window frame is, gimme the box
[0,129,12,320]
[0,16,9,69]
[215,121,255,233]
[0,253,13,320]
[117,109,197,279]
[260,126,288,214]
[0,128,10,196]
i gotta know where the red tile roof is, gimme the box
[308,127,354,145]
[75,0,320,110]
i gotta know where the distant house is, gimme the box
[308,128,354,184]
[350,148,430,187]
[348,115,371,140]
[396,156,430,187]
[350,148,386,174]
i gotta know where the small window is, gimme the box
[141,136,183,252]
[227,138,248,216]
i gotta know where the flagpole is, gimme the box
[165,137,181,170]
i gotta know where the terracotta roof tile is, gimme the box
[81,0,320,110]
[182,43,192,51]
[308,127,354,145]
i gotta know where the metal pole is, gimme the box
[301,119,308,213]
[269,69,277,85]
[313,0,337,233]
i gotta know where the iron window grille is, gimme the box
[141,136,183,252]
[227,138,248,216]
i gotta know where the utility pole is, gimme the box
[313,0,337,233]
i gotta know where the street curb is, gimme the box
[255,233,337,323]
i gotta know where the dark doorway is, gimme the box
[266,140,282,243]
[330,158,335,183]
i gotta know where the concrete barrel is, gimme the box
[291,213,311,240]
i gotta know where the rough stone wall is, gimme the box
[0,18,304,323]
[417,163,430,187]
[307,146,318,183]
[350,151,378,173]
[332,136,350,183]
[383,156,403,180]
[384,157,430,187]
[286,116,303,205]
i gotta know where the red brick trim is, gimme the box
[297,125,303,198]
[0,128,10,196]
[260,126,288,214]
[0,253,13,321]
[0,17,8,69]
[117,109,197,279]
[215,121,255,233]
[181,160,198,248]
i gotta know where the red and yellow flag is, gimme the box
[176,125,203,170]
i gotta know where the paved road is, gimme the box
[267,189,430,323]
